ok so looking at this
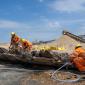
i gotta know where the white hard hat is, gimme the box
[11,32,16,35]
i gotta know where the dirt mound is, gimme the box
[0,43,9,49]
[46,35,85,53]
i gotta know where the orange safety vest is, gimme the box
[22,40,32,48]
[70,47,85,71]
[73,57,85,71]
[12,35,20,43]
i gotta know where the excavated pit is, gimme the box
[0,33,85,85]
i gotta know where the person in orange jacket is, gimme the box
[20,38,32,52]
[10,32,20,50]
[75,45,85,54]
[70,45,85,72]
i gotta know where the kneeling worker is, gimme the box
[20,38,32,52]
[70,44,85,72]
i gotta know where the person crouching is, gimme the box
[9,32,20,53]
[20,38,32,54]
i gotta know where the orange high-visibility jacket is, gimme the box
[72,47,85,71]
[73,57,85,71]
[22,40,32,48]
[12,35,20,43]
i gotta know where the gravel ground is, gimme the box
[0,63,84,85]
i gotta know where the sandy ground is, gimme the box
[0,35,85,85]
[0,43,9,49]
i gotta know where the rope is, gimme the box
[51,62,81,82]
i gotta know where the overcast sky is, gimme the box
[0,0,85,42]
